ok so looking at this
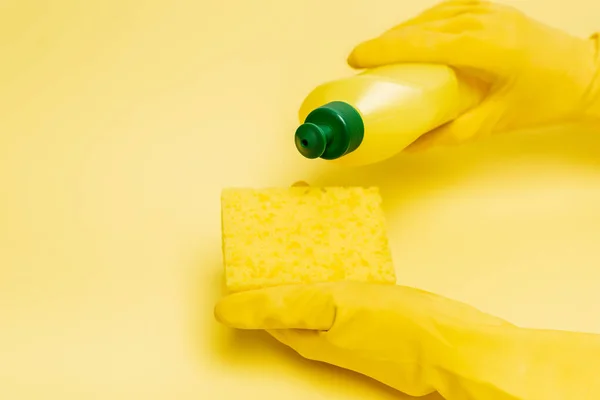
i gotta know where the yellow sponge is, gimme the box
[220,186,396,293]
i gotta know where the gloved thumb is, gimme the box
[214,284,336,331]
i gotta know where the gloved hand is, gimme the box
[347,0,600,150]
[215,281,600,400]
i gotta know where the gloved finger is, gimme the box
[214,283,336,330]
[348,24,494,70]
[267,328,325,360]
[405,88,508,151]
[419,12,489,34]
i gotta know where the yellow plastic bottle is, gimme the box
[294,64,485,166]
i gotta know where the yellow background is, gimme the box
[1,0,599,399]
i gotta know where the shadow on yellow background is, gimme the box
[1,0,600,399]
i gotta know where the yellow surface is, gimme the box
[1,1,599,399]
[221,187,395,293]
[298,64,483,166]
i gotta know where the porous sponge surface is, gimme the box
[221,186,396,293]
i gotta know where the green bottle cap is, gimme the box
[294,101,364,160]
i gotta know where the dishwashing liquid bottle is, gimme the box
[293,64,485,166]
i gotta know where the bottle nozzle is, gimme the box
[294,123,333,159]
[293,101,364,161]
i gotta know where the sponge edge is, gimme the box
[221,186,396,293]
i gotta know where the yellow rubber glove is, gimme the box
[215,282,600,400]
[347,0,600,150]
